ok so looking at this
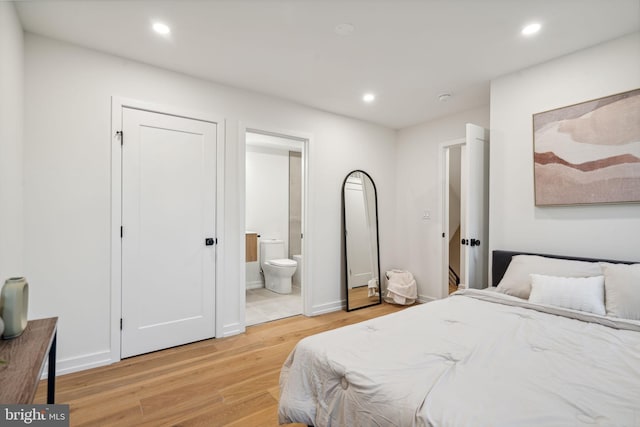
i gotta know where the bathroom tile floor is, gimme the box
[245,286,302,326]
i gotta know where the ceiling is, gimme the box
[15,0,640,129]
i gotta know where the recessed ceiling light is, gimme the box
[438,93,452,102]
[521,22,541,36]
[363,93,375,103]
[335,23,355,36]
[153,22,171,35]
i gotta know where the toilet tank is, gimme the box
[259,239,285,265]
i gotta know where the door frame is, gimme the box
[110,96,225,363]
[238,123,313,320]
[438,137,465,300]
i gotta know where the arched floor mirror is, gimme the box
[342,170,382,311]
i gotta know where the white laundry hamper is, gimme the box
[384,269,417,305]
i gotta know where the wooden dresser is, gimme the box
[0,317,58,404]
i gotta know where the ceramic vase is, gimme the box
[1,277,29,339]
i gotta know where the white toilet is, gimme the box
[260,239,297,294]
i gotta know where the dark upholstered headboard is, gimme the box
[491,250,636,287]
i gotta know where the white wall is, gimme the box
[23,34,396,374]
[490,32,640,268]
[246,146,290,252]
[0,2,24,282]
[393,106,490,301]
[245,145,290,287]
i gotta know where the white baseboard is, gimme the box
[222,322,244,337]
[246,281,263,290]
[311,299,345,316]
[417,294,437,303]
[42,350,115,379]
[43,322,245,378]
[42,322,245,379]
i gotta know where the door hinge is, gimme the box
[120,226,123,238]
[442,232,446,238]
[116,130,123,145]
[120,318,123,330]
[301,233,304,239]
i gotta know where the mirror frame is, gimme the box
[342,169,382,312]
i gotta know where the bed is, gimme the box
[278,250,640,426]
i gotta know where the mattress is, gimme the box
[278,289,640,426]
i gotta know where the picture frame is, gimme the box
[533,88,640,206]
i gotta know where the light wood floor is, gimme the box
[35,303,409,426]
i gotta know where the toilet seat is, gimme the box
[267,259,297,267]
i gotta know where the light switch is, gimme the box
[422,210,431,220]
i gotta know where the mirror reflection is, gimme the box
[343,170,381,311]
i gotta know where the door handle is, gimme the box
[470,238,481,247]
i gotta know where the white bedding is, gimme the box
[279,289,640,426]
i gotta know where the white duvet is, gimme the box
[279,290,640,427]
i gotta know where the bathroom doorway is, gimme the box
[244,130,306,326]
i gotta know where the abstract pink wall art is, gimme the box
[533,88,640,206]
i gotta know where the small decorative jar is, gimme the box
[1,277,29,339]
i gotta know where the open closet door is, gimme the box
[461,123,489,289]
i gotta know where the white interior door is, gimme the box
[121,107,217,358]
[344,176,373,288]
[461,123,489,289]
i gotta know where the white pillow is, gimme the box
[529,274,605,315]
[600,262,640,321]
[496,255,603,300]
